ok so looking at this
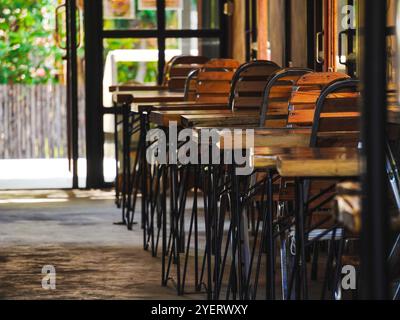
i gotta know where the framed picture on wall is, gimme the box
[104,0,136,19]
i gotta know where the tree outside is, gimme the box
[0,0,64,84]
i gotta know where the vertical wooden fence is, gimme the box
[0,84,86,159]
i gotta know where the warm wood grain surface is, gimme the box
[109,85,168,92]
[277,147,360,177]
[112,90,185,104]
[216,128,311,149]
[149,109,237,127]
[181,112,260,128]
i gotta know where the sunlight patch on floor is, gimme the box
[0,158,116,189]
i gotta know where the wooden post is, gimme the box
[232,0,246,63]
[323,0,337,71]
[257,0,268,60]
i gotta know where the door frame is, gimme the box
[66,0,80,188]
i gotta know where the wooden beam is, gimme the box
[257,0,268,60]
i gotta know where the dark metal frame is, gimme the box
[306,0,323,71]
[244,0,258,61]
[84,0,105,188]
[361,0,390,300]
[306,0,316,70]
[66,0,79,188]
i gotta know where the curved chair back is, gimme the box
[194,59,241,103]
[259,68,313,127]
[164,55,210,91]
[287,72,351,127]
[228,60,281,111]
[310,79,360,147]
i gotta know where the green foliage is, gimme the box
[0,0,63,84]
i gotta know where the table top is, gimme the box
[252,147,297,169]
[131,102,228,113]
[112,90,185,104]
[276,147,360,178]
[149,108,237,127]
[181,112,260,128]
[109,85,168,92]
[215,128,311,149]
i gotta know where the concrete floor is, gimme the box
[0,189,333,300]
[0,190,202,300]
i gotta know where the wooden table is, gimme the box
[276,147,360,178]
[150,109,257,127]
[215,128,311,149]
[215,144,360,176]
[112,89,185,104]
[181,112,260,128]
[109,85,167,92]
[131,102,228,113]
[252,147,296,169]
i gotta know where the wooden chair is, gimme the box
[145,60,283,298]
[229,60,282,111]
[193,58,242,104]
[299,79,361,300]
[158,60,282,297]
[244,76,360,300]
[178,60,281,128]
[163,55,210,91]
[310,79,360,147]
[259,68,314,128]
[291,72,351,106]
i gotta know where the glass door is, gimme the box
[316,0,359,76]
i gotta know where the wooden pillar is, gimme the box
[231,0,246,63]
[323,0,337,71]
[291,0,308,67]
[257,0,268,60]
[269,0,285,66]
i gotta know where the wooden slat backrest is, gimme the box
[194,59,241,104]
[310,79,361,147]
[229,60,281,112]
[163,55,209,91]
[289,72,350,112]
[259,68,314,128]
